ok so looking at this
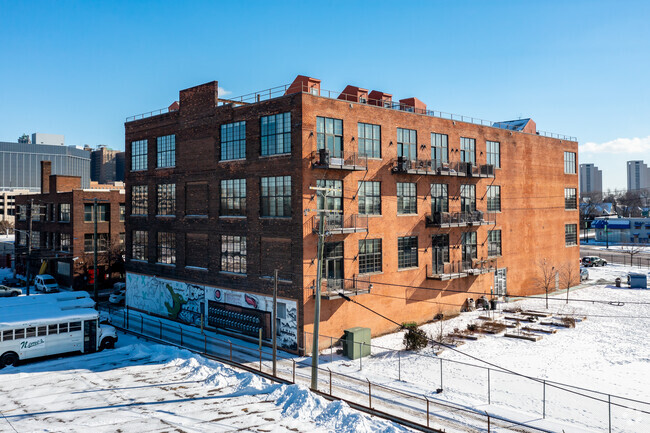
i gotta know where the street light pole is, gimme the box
[93,198,98,302]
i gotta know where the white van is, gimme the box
[34,275,59,293]
[0,292,118,367]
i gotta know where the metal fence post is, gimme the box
[292,359,296,383]
[440,358,443,390]
[543,380,546,418]
[608,394,612,433]
[486,411,491,433]
[398,350,401,381]
[425,396,430,428]
[488,368,491,404]
[330,336,333,364]
[367,379,372,408]
[259,347,262,372]
[328,368,332,396]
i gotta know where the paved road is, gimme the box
[580,245,650,268]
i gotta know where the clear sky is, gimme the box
[1,0,648,190]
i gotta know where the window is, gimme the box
[15,329,25,339]
[486,141,500,168]
[31,231,40,249]
[26,327,36,338]
[157,184,176,216]
[157,232,176,264]
[131,139,147,171]
[460,184,476,213]
[59,203,71,222]
[358,181,381,215]
[17,232,26,247]
[60,233,71,252]
[69,322,82,332]
[317,117,343,158]
[488,230,502,257]
[431,184,449,213]
[32,205,40,221]
[397,128,417,160]
[460,137,476,165]
[48,324,58,335]
[358,123,381,158]
[565,188,577,210]
[487,185,501,212]
[397,182,417,214]
[119,204,125,221]
[431,133,448,164]
[17,205,26,221]
[132,230,148,261]
[221,121,246,160]
[221,235,246,274]
[2,330,13,341]
[261,113,291,155]
[260,176,291,217]
[398,236,418,269]
[132,185,148,215]
[157,135,176,168]
[316,179,343,213]
[359,239,382,274]
[84,233,108,253]
[565,224,577,246]
[220,179,246,216]
[564,152,576,174]
[84,204,109,222]
[432,234,450,266]
[461,232,477,262]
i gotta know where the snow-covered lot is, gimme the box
[0,333,408,433]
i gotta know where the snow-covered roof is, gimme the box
[0,291,98,328]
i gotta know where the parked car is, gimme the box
[1,277,26,288]
[108,282,126,304]
[34,275,59,293]
[582,256,607,267]
[580,267,589,282]
[0,285,22,297]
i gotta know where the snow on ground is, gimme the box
[0,333,410,433]
[593,245,650,253]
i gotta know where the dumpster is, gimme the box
[627,273,648,289]
[343,327,371,360]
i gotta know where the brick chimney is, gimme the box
[41,160,52,194]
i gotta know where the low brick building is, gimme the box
[14,161,125,289]
[124,75,580,352]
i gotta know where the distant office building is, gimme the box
[91,146,126,183]
[579,163,602,199]
[31,133,65,146]
[627,160,650,192]
[0,189,35,225]
[0,139,91,192]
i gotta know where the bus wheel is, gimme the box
[100,338,115,351]
[1,352,19,367]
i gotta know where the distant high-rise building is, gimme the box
[90,146,126,183]
[627,160,650,192]
[579,163,602,199]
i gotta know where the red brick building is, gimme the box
[124,75,579,352]
[14,161,125,289]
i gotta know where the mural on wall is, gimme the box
[126,272,298,349]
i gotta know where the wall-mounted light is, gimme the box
[309,131,314,137]
[389,141,393,146]
[351,136,355,141]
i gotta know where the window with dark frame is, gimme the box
[432,234,450,263]
[358,181,381,215]
[564,152,576,174]
[431,133,448,164]
[119,204,125,221]
[132,185,148,215]
[486,141,500,168]
[261,113,291,156]
[565,188,577,210]
[156,135,176,168]
[316,179,343,212]
[157,232,176,264]
[60,233,71,252]
[461,231,477,262]
[397,182,417,214]
[84,204,109,222]
[398,236,418,269]
[84,233,108,253]
[431,184,449,213]
[220,179,246,216]
[359,239,382,274]
[221,235,247,274]
[488,230,502,257]
[157,183,176,216]
[317,117,343,158]
[397,128,417,160]
[460,137,476,165]
[487,185,501,212]
[132,230,148,261]
[221,121,246,160]
[358,123,381,158]
[59,203,71,222]
[460,184,476,213]
[260,176,291,217]
[131,139,147,171]
[565,224,577,246]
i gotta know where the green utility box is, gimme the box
[343,327,371,360]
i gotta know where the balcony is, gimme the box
[318,276,372,300]
[391,158,496,178]
[312,214,368,235]
[312,149,367,171]
[425,211,496,228]
[426,258,497,281]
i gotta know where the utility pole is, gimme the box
[272,268,278,377]
[26,199,34,296]
[84,198,109,303]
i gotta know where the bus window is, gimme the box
[15,329,25,339]
[38,326,47,336]
[2,330,12,341]
[26,327,36,338]
[48,324,58,334]
[70,322,82,332]
[59,323,68,333]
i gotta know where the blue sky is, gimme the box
[1,0,648,190]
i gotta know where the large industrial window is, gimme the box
[260,176,291,217]
[58,203,71,222]
[397,128,417,160]
[461,231,477,262]
[564,152,576,174]
[221,235,247,274]
[157,232,176,264]
[84,204,109,222]
[358,123,381,158]
[397,182,417,214]
[132,185,148,215]
[460,184,476,213]
[84,233,108,253]
[460,137,476,165]
[317,117,343,158]
[30,231,40,249]
[119,204,125,221]
[486,140,500,168]
[487,185,501,212]
[488,230,502,257]
[220,179,247,216]
[221,121,246,161]
[132,230,148,261]
[60,233,71,252]
[157,184,176,216]
[156,135,176,168]
[431,184,449,213]
[359,239,382,274]
[261,113,291,156]
[565,224,577,246]
[131,139,147,171]
[358,181,381,215]
[316,179,343,212]
[431,133,448,164]
[564,188,577,210]
[398,236,418,269]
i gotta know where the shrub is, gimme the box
[402,322,428,351]
[467,323,478,332]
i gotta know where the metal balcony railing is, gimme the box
[312,149,368,171]
[468,163,496,178]
[425,211,496,227]
[391,158,469,176]
[313,213,368,235]
[319,275,372,300]
[427,258,497,280]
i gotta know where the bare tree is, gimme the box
[620,244,646,265]
[0,219,13,235]
[535,258,556,309]
[560,262,580,304]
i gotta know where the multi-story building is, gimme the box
[0,189,34,225]
[579,163,602,200]
[91,146,126,183]
[627,160,650,192]
[14,162,125,289]
[124,76,580,352]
